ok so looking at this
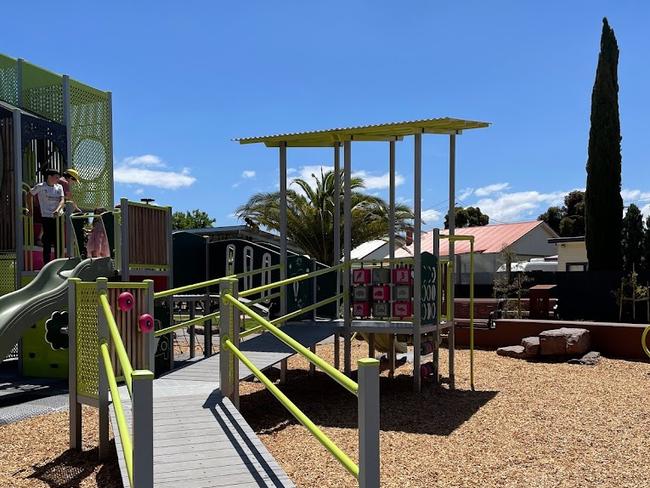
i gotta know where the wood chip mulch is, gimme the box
[2,340,649,487]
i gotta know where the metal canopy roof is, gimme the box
[234,117,490,147]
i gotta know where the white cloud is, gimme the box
[474,190,567,222]
[641,203,650,218]
[115,154,196,190]
[353,170,405,190]
[474,182,510,197]
[122,154,165,167]
[288,165,405,191]
[421,209,441,223]
[242,170,256,178]
[458,187,474,200]
[621,188,650,203]
[135,188,144,195]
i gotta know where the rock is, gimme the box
[539,328,590,356]
[497,345,527,359]
[521,336,540,356]
[568,351,601,365]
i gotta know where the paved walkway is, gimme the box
[110,322,337,487]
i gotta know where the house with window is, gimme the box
[395,221,559,285]
[548,236,588,271]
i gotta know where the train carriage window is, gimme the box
[261,253,272,299]
[243,246,254,290]
[226,244,236,276]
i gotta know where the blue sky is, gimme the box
[5,1,649,228]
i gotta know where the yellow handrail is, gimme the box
[154,264,282,299]
[100,342,134,486]
[642,326,650,359]
[223,339,359,478]
[270,294,343,326]
[223,293,358,395]
[99,293,134,394]
[239,263,345,298]
[154,310,221,338]
[240,294,343,339]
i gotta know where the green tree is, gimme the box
[236,169,413,265]
[539,191,585,237]
[172,209,215,230]
[539,206,563,234]
[642,215,650,280]
[585,18,623,271]
[621,204,644,275]
[444,206,489,229]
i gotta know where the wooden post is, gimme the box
[189,301,196,359]
[204,291,212,357]
[219,279,239,407]
[68,278,82,450]
[358,358,380,488]
[144,280,155,372]
[132,370,154,488]
[96,277,110,460]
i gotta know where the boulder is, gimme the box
[539,328,590,356]
[497,345,527,359]
[521,336,540,356]
[568,351,601,365]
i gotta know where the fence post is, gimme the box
[132,370,154,488]
[189,300,196,359]
[204,290,212,358]
[144,279,156,372]
[68,277,82,450]
[96,277,110,460]
[65,202,74,258]
[358,358,380,488]
[219,278,239,406]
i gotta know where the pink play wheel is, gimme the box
[138,313,154,333]
[117,292,135,312]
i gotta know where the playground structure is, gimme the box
[0,55,494,488]
[234,118,488,391]
[0,54,114,375]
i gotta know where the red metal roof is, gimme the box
[395,221,549,257]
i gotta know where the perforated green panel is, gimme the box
[69,80,112,210]
[21,61,64,124]
[75,282,99,398]
[0,253,16,297]
[0,55,18,105]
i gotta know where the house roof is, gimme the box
[395,221,554,257]
[234,117,490,147]
[350,239,388,260]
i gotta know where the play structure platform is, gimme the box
[110,322,337,487]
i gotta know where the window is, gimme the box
[226,244,236,276]
[243,246,254,290]
[261,253,272,299]
[566,262,587,272]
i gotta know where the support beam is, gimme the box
[279,142,288,316]
[432,228,440,385]
[413,132,423,392]
[13,109,23,289]
[333,143,341,317]
[68,278,82,450]
[343,140,352,375]
[448,133,456,389]
[96,278,110,460]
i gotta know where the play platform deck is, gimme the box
[109,322,338,487]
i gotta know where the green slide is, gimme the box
[0,257,113,360]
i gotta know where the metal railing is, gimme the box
[97,287,153,488]
[219,275,380,487]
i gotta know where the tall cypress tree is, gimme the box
[621,204,644,275]
[585,18,623,271]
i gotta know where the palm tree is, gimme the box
[236,169,413,265]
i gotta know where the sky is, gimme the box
[4,1,649,229]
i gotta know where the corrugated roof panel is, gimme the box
[234,117,490,147]
[395,221,548,257]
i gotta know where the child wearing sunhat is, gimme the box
[58,168,81,212]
